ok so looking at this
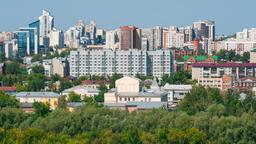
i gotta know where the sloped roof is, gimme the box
[15,92,60,98]
[195,55,207,61]
[0,86,16,92]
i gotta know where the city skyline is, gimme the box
[0,0,255,35]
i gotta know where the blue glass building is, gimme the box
[0,42,4,61]
[29,20,40,52]
[19,28,38,55]
[15,31,29,57]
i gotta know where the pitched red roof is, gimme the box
[0,86,16,92]
[82,80,109,85]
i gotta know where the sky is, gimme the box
[0,0,255,35]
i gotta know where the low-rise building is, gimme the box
[162,84,192,108]
[15,92,61,109]
[0,86,16,95]
[192,63,256,80]
[67,102,85,112]
[104,76,168,111]
[82,80,109,89]
[52,57,69,77]
[61,85,99,99]
[175,55,218,72]
[197,75,233,90]
[236,77,256,92]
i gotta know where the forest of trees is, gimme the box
[1,85,256,143]
[216,49,250,63]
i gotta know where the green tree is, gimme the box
[32,102,51,117]
[94,92,104,102]
[161,74,172,86]
[59,79,72,92]
[178,85,223,115]
[241,52,250,63]
[68,92,81,102]
[172,70,191,84]
[14,83,28,92]
[109,74,123,89]
[0,92,20,108]
[27,74,46,91]
[4,62,27,75]
[31,65,45,74]
[58,96,67,109]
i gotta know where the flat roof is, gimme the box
[163,84,192,90]
[126,102,167,109]
[118,91,167,97]
[192,63,256,68]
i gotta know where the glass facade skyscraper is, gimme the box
[29,20,40,52]
[19,28,38,55]
[15,31,29,57]
[0,42,4,61]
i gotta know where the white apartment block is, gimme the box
[69,49,173,78]
[163,26,184,48]
[50,29,64,48]
[41,58,68,77]
[39,10,54,46]
[223,39,256,54]
[65,27,81,48]
[147,50,173,78]
[104,30,119,49]
[236,28,256,41]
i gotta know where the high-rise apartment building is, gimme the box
[75,20,86,37]
[85,20,97,45]
[4,40,15,59]
[179,26,194,43]
[50,29,64,48]
[163,26,184,48]
[65,27,80,48]
[105,30,119,49]
[120,26,141,50]
[38,10,54,47]
[69,49,173,78]
[193,20,215,40]
[141,28,154,51]
[153,26,163,49]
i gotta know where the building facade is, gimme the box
[104,76,168,111]
[120,26,141,50]
[15,92,60,109]
[19,27,39,55]
[38,10,54,47]
[14,31,29,57]
[65,27,80,48]
[50,29,64,48]
[69,49,173,78]
[105,30,119,49]
[192,63,256,80]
